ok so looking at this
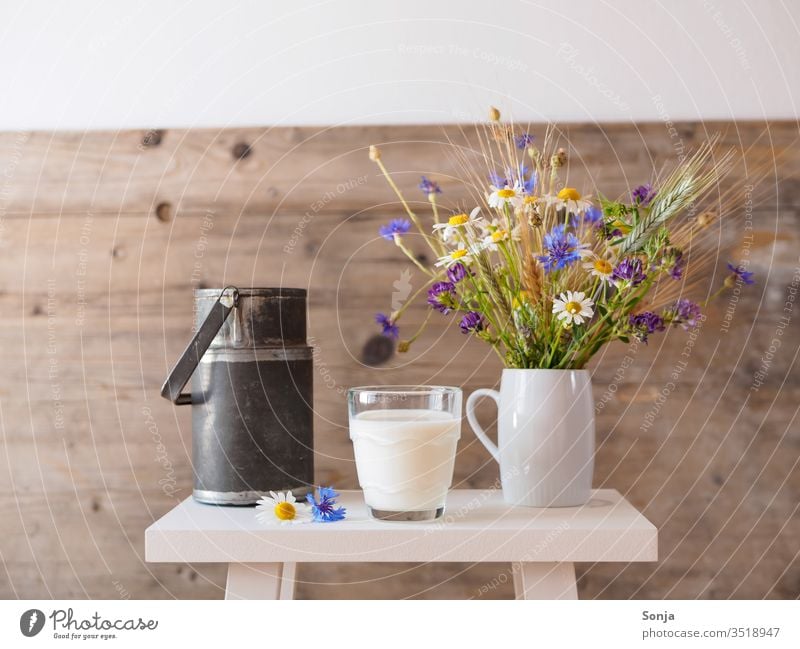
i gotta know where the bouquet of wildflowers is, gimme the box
[370,109,753,369]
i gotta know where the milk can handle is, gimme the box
[160,286,240,405]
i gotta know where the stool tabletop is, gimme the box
[146,489,657,564]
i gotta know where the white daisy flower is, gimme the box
[482,229,509,251]
[541,188,593,214]
[255,491,312,525]
[582,252,616,282]
[435,244,475,267]
[487,183,524,210]
[552,291,595,326]
[432,206,482,242]
[481,223,521,251]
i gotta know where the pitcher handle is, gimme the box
[466,389,500,463]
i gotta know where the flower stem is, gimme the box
[395,239,435,277]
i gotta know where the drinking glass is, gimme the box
[348,385,462,521]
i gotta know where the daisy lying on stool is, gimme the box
[255,491,312,525]
[255,487,347,525]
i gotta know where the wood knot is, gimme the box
[155,201,173,222]
[141,129,165,148]
[361,334,394,367]
[232,142,252,160]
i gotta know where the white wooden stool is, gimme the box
[146,489,657,599]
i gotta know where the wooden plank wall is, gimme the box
[0,122,798,599]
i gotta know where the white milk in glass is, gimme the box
[350,409,461,512]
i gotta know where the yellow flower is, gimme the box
[512,290,534,309]
[610,219,632,235]
[557,187,581,201]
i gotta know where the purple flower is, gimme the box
[419,176,442,195]
[447,262,470,284]
[459,311,485,334]
[726,262,755,285]
[375,312,399,338]
[379,218,411,241]
[514,132,535,149]
[612,257,647,286]
[632,183,656,206]
[427,281,456,314]
[537,224,584,273]
[669,250,685,280]
[667,298,702,330]
[628,311,665,344]
[306,486,346,523]
[652,247,684,280]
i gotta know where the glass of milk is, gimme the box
[348,385,462,521]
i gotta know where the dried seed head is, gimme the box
[488,106,501,122]
[697,211,716,228]
[368,145,381,161]
[397,340,411,353]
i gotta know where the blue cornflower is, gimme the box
[522,171,537,194]
[489,164,536,194]
[514,132,535,150]
[459,311,485,334]
[427,281,456,314]
[628,311,665,344]
[632,183,656,206]
[571,205,603,230]
[379,218,411,241]
[726,262,755,285]
[537,224,584,273]
[418,176,442,195]
[306,486,346,523]
[612,257,647,287]
[488,170,507,187]
[447,262,470,284]
[375,312,399,338]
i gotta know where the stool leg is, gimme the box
[225,562,296,600]
[512,562,578,600]
[280,562,297,600]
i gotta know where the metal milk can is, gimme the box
[161,286,314,505]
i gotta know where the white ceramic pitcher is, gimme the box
[466,369,595,507]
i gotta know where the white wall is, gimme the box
[0,0,797,130]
